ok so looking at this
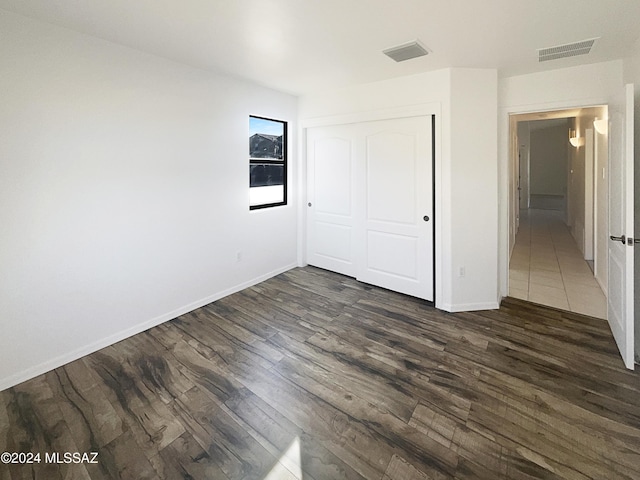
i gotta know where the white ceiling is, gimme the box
[1,0,639,95]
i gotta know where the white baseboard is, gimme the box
[0,263,297,392]
[595,274,608,299]
[439,301,500,312]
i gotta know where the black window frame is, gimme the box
[249,115,287,210]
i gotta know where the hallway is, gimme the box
[509,209,607,319]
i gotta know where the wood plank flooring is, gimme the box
[1,266,639,479]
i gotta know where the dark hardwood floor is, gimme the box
[1,266,639,479]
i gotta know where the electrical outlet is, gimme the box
[236,251,242,262]
[459,267,465,277]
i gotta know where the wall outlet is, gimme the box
[236,251,242,262]
[459,267,465,277]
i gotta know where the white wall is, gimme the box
[571,109,606,259]
[449,69,499,310]
[516,122,531,211]
[567,117,584,248]
[529,122,568,197]
[0,10,298,390]
[509,120,534,251]
[498,60,624,298]
[299,68,499,312]
[594,123,609,292]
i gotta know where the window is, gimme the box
[249,115,287,209]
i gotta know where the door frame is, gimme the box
[584,128,595,261]
[499,97,609,300]
[299,103,443,307]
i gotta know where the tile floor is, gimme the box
[509,209,607,319]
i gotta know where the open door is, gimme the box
[607,83,635,370]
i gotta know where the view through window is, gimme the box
[249,116,287,209]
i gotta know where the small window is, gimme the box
[249,115,287,209]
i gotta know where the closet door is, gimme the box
[306,116,434,301]
[356,116,433,300]
[306,125,357,276]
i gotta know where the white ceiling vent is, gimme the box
[538,38,598,62]
[383,40,430,62]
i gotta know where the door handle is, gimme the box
[610,234,626,244]
[423,215,430,222]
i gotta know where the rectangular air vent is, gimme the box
[383,40,430,62]
[538,38,598,62]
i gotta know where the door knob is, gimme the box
[308,202,312,207]
[610,234,626,244]
[423,215,430,222]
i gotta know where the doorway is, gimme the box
[508,107,608,318]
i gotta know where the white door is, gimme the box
[607,83,634,370]
[306,116,434,301]
[356,117,433,300]
[306,125,357,277]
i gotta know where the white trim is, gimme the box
[595,275,608,301]
[300,103,441,128]
[584,128,595,260]
[499,96,610,300]
[297,121,307,268]
[0,263,297,392]
[622,83,635,370]
[498,97,609,114]
[439,301,501,312]
[593,130,605,292]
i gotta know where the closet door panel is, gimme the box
[357,116,433,300]
[306,127,357,276]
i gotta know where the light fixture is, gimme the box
[568,129,583,147]
[593,118,608,135]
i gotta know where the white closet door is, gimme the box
[306,116,434,301]
[356,116,433,300]
[306,125,357,276]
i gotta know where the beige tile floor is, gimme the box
[509,209,607,319]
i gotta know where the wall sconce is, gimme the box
[593,118,608,135]
[568,129,583,147]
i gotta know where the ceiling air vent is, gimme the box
[383,40,430,62]
[538,38,598,62]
